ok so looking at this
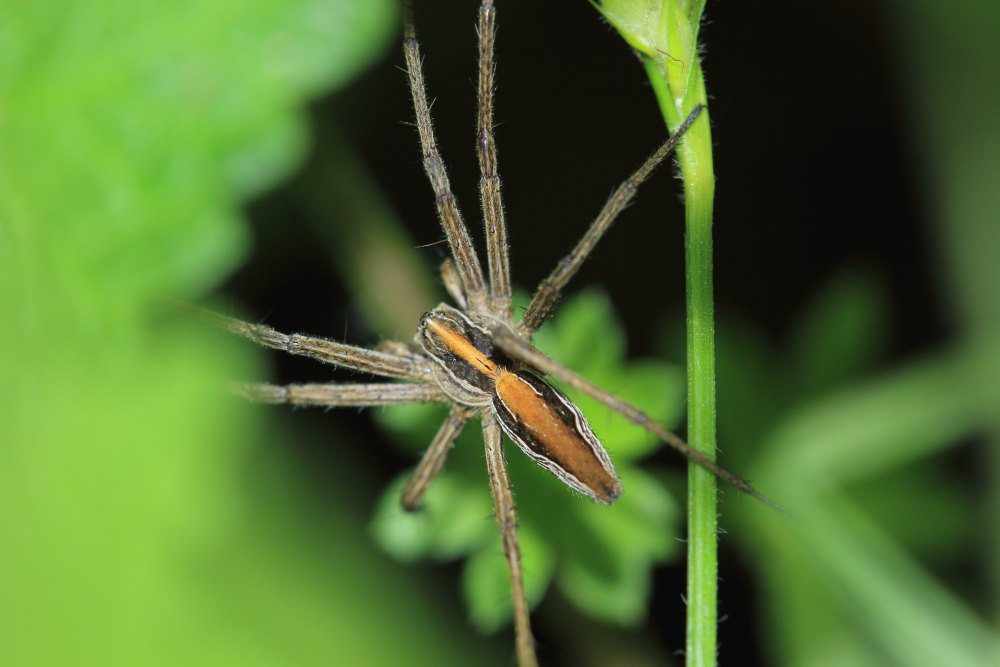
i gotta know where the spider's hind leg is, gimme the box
[482,409,537,667]
[401,404,475,511]
[490,324,785,513]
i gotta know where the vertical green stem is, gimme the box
[592,1,719,660]
[645,57,718,667]
[680,97,718,667]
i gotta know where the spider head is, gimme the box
[416,304,469,359]
[416,304,512,407]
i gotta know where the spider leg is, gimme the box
[401,404,475,511]
[482,410,538,667]
[491,325,785,512]
[204,310,430,381]
[476,0,512,322]
[403,2,489,313]
[375,340,427,361]
[235,381,447,407]
[439,258,468,311]
[518,105,704,336]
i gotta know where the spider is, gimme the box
[208,2,776,665]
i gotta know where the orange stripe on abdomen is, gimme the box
[494,371,617,501]
[425,318,498,378]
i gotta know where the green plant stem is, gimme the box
[644,57,718,667]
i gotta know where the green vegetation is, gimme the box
[3,0,998,665]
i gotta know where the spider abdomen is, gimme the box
[417,303,621,505]
[493,370,621,505]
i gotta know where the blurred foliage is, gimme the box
[372,289,685,630]
[894,6,1000,659]
[0,1,501,665]
[690,268,1000,666]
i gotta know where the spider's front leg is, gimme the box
[475,0,512,322]
[402,1,489,313]
[236,381,447,408]
[202,309,432,381]
[518,106,704,336]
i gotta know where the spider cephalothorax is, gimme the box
[418,303,621,504]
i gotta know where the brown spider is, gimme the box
[208,2,776,665]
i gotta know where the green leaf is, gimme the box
[787,269,888,396]
[850,461,972,560]
[556,467,679,624]
[741,343,1000,667]
[711,317,786,462]
[532,289,625,379]
[575,359,686,459]
[754,350,988,487]
[375,401,452,452]
[776,495,1000,667]
[372,472,495,562]
[464,523,555,633]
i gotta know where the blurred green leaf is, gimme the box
[533,289,625,378]
[710,268,1000,666]
[464,523,556,633]
[0,1,508,665]
[557,467,679,624]
[711,316,787,459]
[373,471,494,562]
[888,0,1000,631]
[755,349,987,487]
[849,461,971,561]
[761,493,999,667]
[787,268,888,397]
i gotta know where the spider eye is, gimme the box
[417,314,443,354]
